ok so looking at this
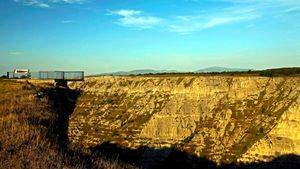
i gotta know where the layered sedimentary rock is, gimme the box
[238,99,300,163]
[68,76,300,164]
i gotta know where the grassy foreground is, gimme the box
[0,79,135,169]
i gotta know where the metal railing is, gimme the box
[7,71,84,81]
[38,71,84,81]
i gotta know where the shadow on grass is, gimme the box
[42,86,300,169]
[42,86,81,148]
[41,87,97,168]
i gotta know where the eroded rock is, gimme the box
[68,76,300,164]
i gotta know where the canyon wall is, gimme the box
[68,76,300,164]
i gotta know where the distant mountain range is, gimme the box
[95,67,251,76]
[98,69,178,76]
[195,66,251,73]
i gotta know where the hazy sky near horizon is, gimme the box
[0,0,300,75]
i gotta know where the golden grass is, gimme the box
[0,80,134,169]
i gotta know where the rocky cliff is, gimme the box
[68,76,300,165]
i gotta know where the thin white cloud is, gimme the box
[109,9,142,17]
[109,0,300,34]
[49,0,87,4]
[109,10,162,29]
[284,7,300,13]
[185,0,199,2]
[169,6,259,33]
[218,0,300,4]
[109,7,259,34]
[213,0,300,9]
[169,16,256,33]
[203,17,241,28]
[204,17,244,28]
[14,0,88,8]
[9,51,23,55]
[61,20,74,23]
[14,0,50,8]
[246,23,255,28]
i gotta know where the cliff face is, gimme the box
[68,76,300,164]
[238,98,300,163]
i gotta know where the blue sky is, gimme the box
[0,0,300,75]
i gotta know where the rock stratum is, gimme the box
[68,76,300,165]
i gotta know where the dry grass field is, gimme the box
[0,79,135,169]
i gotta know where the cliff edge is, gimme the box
[68,76,300,165]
